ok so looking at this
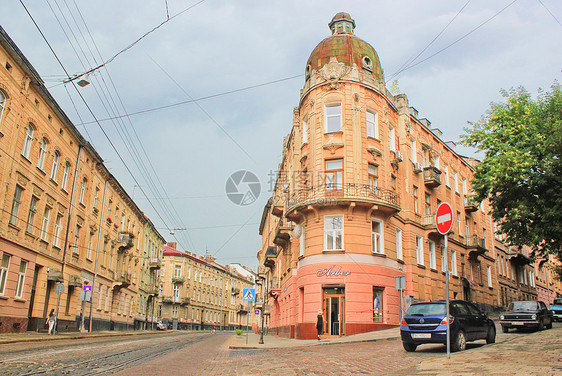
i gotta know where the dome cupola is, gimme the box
[305,13,383,82]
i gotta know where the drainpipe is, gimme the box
[88,174,108,332]
[54,144,82,334]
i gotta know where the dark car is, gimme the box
[550,298,562,321]
[500,300,553,332]
[400,300,495,352]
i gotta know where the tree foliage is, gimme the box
[462,83,562,259]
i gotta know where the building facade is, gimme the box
[258,13,499,340]
[0,26,164,333]
[158,243,254,330]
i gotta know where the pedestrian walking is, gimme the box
[46,309,56,335]
[316,310,323,340]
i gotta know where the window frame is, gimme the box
[416,235,424,265]
[21,124,34,159]
[325,159,343,191]
[302,120,308,144]
[324,215,344,251]
[428,240,436,269]
[325,103,342,133]
[26,196,38,234]
[15,260,27,298]
[371,219,384,254]
[0,253,11,296]
[50,151,60,181]
[396,228,403,260]
[37,138,48,170]
[9,185,23,226]
[61,162,70,191]
[366,109,378,138]
[40,206,51,241]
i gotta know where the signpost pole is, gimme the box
[246,300,250,344]
[436,202,453,360]
[445,234,450,359]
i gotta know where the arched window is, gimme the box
[37,138,48,170]
[50,150,60,180]
[0,91,6,125]
[21,124,34,159]
[61,162,71,190]
[79,177,87,204]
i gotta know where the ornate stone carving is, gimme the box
[367,147,382,159]
[318,57,352,90]
[16,171,29,187]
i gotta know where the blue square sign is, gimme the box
[242,288,255,301]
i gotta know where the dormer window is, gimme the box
[362,56,372,71]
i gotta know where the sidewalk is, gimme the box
[0,329,166,345]
[229,327,401,349]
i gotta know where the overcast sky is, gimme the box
[2,0,561,269]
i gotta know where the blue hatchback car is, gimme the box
[400,300,496,352]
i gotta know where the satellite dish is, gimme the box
[293,224,302,238]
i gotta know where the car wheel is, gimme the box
[538,320,544,331]
[451,330,466,352]
[502,326,509,333]
[403,342,417,352]
[546,320,553,329]
[486,326,496,344]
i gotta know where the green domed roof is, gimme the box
[306,13,383,81]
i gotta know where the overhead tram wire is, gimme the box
[55,0,196,250]
[388,0,519,78]
[65,0,208,85]
[388,0,472,82]
[20,0,187,250]
[537,0,562,27]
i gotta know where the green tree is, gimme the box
[462,83,562,260]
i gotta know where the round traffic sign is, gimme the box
[435,202,453,235]
[55,282,65,295]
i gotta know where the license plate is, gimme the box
[412,333,431,339]
[512,322,524,326]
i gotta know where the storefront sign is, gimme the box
[316,265,351,277]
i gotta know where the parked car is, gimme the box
[156,321,167,330]
[499,300,553,332]
[400,300,496,352]
[550,298,562,321]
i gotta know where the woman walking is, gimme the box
[46,309,56,335]
[316,310,323,340]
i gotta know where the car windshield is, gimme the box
[553,299,562,306]
[406,303,446,316]
[508,301,538,311]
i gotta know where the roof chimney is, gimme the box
[167,242,177,249]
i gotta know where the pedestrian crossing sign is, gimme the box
[242,288,256,301]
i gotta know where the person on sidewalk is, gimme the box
[316,310,323,340]
[46,309,56,335]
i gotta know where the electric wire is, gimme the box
[537,0,562,26]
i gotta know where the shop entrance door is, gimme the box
[323,287,345,336]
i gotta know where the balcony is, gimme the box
[149,257,162,270]
[423,167,442,188]
[116,272,131,288]
[287,184,400,216]
[467,235,487,259]
[145,283,159,297]
[162,296,174,304]
[273,219,293,247]
[238,303,248,313]
[508,248,532,266]
[264,246,277,268]
[117,232,134,253]
[423,214,436,229]
[172,276,185,284]
[231,287,240,295]
[181,297,191,306]
[464,195,479,213]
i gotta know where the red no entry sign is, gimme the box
[436,202,453,235]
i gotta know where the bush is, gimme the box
[235,329,244,336]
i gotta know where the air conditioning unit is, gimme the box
[394,151,403,162]
[414,163,423,173]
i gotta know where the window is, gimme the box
[40,206,51,241]
[302,120,308,144]
[462,178,467,195]
[73,224,81,255]
[299,228,305,257]
[26,196,38,234]
[0,254,11,295]
[441,245,446,272]
[396,228,403,260]
[429,241,436,269]
[410,138,417,163]
[79,178,87,204]
[37,138,48,170]
[366,110,378,138]
[0,90,6,125]
[416,236,424,265]
[388,125,395,151]
[174,265,182,278]
[50,151,60,181]
[444,164,449,187]
[457,212,462,236]
[433,155,440,170]
[368,164,378,191]
[61,162,70,191]
[9,185,23,226]
[325,159,343,190]
[373,287,384,322]
[372,219,383,254]
[173,284,180,301]
[324,215,344,250]
[413,187,418,214]
[15,260,27,298]
[93,187,100,208]
[325,103,342,133]
[425,193,431,215]
[487,265,493,287]
[454,173,459,193]
[53,213,63,247]
[451,250,457,276]
[21,124,34,159]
